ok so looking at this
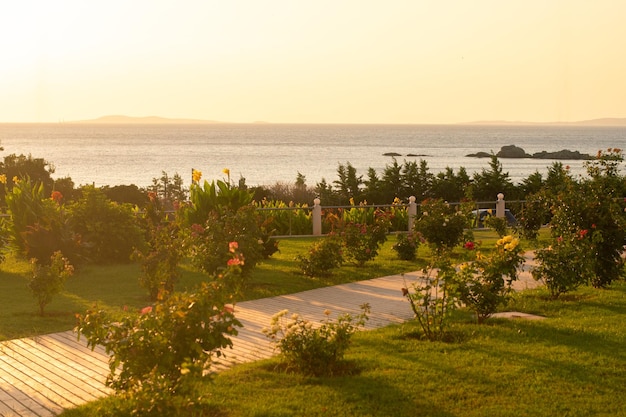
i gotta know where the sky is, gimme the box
[1,0,625,124]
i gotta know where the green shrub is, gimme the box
[483,214,508,237]
[297,234,344,277]
[339,210,391,267]
[133,193,182,300]
[184,205,263,280]
[455,235,525,323]
[5,178,79,263]
[263,304,370,376]
[532,229,595,299]
[76,259,243,415]
[414,199,470,253]
[401,256,458,341]
[68,186,144,263]
[392,231,422,261]
[28,251,74,316]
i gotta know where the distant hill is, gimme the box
[70,115,222,124]
[460,118,626,127]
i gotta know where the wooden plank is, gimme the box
[9,339,111,396]
[0,361,65,417]
[2,340,107,401]
[0,353,82,409]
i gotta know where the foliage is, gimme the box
[516,191,549,240]
[471,155,516,201]
[483,214,508,237]
[401,256,459,341]
[102,184,148,207]
[546,150,626,288]
[75,261,243,415]
[28,251,74,316]
[414,198,471,253]
[184,205,263,285]
[532,229,595,299]
[263,303,370,376]
[181,177,254,226]
[0,153,55,201]
[455,235,525,323]
[4,177,79,262]
[392,231,423,261]
[147,171,187,210]
[254,198,313,236]
[133,193,182,300]
[68,186,144,263]
[4,176,48,253]
[338,208,391,266]
[297,234,344,277]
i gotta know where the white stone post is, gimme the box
[312,198,322,236]
[496,193,505,218]
[408,196,417,231]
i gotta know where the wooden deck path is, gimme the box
[0,254,540,416]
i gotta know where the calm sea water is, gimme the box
[0,123,623,189]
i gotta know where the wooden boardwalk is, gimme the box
[0,255,540,416]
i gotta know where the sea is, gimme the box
[0,123,623,189]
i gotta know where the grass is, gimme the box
[0,229,548,341]
[59,282,626,416]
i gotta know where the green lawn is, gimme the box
[0,230,548,341]
[3,228,624,416]
[60,283,626,416]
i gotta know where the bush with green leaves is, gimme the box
[76,255,244,415]
[181,176,254,226]
[4,177,79,263]
[392,231,422,261]
[297,234,344,277]
[456,235,525,323]
[414,198,471,253]
[29,251,74,316]
[133,192,182,300]
[402,256,459,341]
[483,214,508,237]
[546,151,626,288]
[184,205,263,281]
[516,191,549,240]
[263,304,370,376]
[68,186,144,263]
[339,209,391,267]
[532,229,595,299]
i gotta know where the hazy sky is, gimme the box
[1,0,625,124]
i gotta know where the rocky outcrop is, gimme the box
[531,150,592,160]
[466,145,592,160]
[497,145,531,158]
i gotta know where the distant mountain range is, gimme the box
[70,115,222,124]
[460,118,626,126]
[68,115,626,126]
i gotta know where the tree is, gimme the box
[148,171,187,209]
[380,158,403,203]
[471,155,515,201]
[333,162,363,204]
[0,154,55,202]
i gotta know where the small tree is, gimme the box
[134,192,182,300]
[29,251,74,316]
[402,255,459,341]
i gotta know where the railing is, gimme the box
[256,196,526,237]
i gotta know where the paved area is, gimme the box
[0,253,540,417]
